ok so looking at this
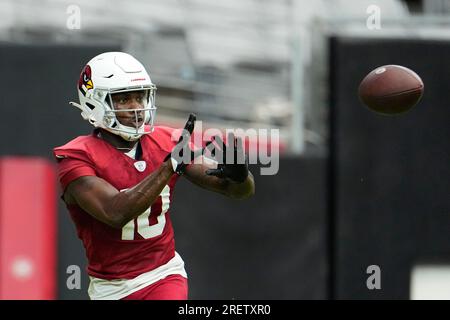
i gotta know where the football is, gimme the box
[358,65,424,115]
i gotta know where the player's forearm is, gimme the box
[185,163,255,200]
[107,161,174,227]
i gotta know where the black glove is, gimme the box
[204,133,249,183]
[164,113,201,175]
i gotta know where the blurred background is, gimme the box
[0,0,449,300]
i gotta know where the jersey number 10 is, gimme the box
[121,185,170,240]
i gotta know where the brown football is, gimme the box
[358,65,424,115]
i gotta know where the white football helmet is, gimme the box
[71,52,157,141]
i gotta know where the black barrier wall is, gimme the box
[329,37,450,299]
[0,44,328,299]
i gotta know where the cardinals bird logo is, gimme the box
[78,65,93,96]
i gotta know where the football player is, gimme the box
[53,52,255,300]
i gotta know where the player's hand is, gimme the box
[204,133,249,183]
[165,113,200,175]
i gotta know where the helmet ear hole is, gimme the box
[85,102,96,110]
[105,97,112,108]
[103,113,116,127]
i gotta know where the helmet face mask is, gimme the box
[104,86,157,141]
[71,52,158,141]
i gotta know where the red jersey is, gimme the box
[53,126,181,280]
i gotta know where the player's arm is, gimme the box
[184,134,255,199]
[184,157,255,199]
[65,160,174,229]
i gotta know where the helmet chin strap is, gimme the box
[118,131,142,142]
[105,124,145,142]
